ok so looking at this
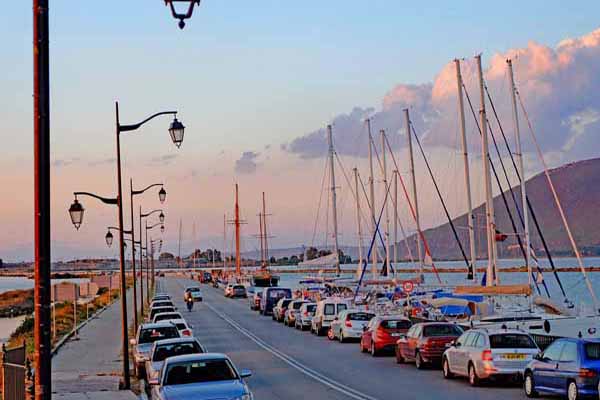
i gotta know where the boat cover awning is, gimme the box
[454,284,532,296]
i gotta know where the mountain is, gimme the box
[405,157,600,260]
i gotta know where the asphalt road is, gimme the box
[160,278,528,400]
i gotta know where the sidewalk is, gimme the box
[52,289,137,400]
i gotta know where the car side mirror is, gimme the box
[130,338,137,345]
[240,369,252,379]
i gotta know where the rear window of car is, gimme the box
[489,334,537,349]
[306,305,317,313]
[324,304,336,315]
[423,324,463,337]
[234,285,245,290]
[175,323,187,331]
[348,312,374,321]
[381,319,411,329]
[155,313,180,322]
[337,304,348,313]
[139,326,180,344]
[282,299,293,307]
[268,289,290,298]
[293,302,306,310]
[585,343,600,360]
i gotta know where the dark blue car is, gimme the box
[524,337,600,400]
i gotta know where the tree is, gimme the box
[306,247,318,260]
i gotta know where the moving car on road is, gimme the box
[184,286,203,302]
[145,337,206,382]
[442,329,539,386]
[360,316,412,356]
[273,298,293,323]
[250,291,262,311]
[295,303,317,331]
[396,322,463,368]
[149,353,253,400]
[329,310,375,343]
[311,298,351,336]
[230,285,247,298]
[132,322,181,378]
[523,337,600,399]
[284,300,308,327]
[260,287,292,316]
[200,272,212,283]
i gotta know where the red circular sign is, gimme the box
[402,281,414,293]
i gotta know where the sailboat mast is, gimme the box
[327,125,341,276]
[223,213,227,270]
[393,170,398,278]
[476,54,499,286]
[353,167,364,279]
[262,192,270,266]
[258,211,265,265]
[507,58,531,286]
[235,184,241,277]
[455,59,477,280]
[381,130,391,275]
[367,119,378,279]
[405,109,423,277]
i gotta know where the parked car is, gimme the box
[152,294,171,302]
[231,285,247,298]
[224,284,234,297]
[131,322,181,378]
[184,286,203,301]
[153,312,184,323]
[295,303,317,330]
[200,272,213,283]
[251,291,263,311]
[311,298,351,336]
[149,353,253,400]
[330,310,375,342]
[442,329,539,386]
[149,306,176,322]
[260,287,293,315]
[284,300,308,327]
[150,300,176,310]
[145,337,205,382]
[360,316,412,356]
[396,322,463,368]
[273,298,294,322]
[523,337,600,399]
[169,318,194,337]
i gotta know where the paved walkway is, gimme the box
[52,289,137,399]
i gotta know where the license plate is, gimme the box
[502,353,526,360]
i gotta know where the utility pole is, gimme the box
[327,125,341,276]
[455,59,477,280]
[367,119,377,279]
[405,109,423,278]
[476,54,499,286]
[33,0,52,398]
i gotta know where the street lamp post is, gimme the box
[145,222,164,296]
[105,226,136,333]
[129,181,165,328]
[140,209,164,303]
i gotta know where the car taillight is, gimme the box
[303,311,308,316]
[482,350,493,361]
[345,320,352,328]
[579,368,597,378]
[182,330,191,336]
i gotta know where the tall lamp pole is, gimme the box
[140,209,164,305]
[146,222,165,295]
[105,226,135,331]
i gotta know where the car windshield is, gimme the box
[423,325,463,337]
[489,334,537,349]
[381,319,411,330]
[164,359,238,385]
[153,342,202,362]
[585,343,600,360]
[155,313,181,322]
[187,288,200,293]
[349,312,374,321]
[139,326,180,344]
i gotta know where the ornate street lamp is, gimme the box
[159,211,165,223]
[68,199,85,230]
[158,187,167,203]
[169,118,185,148]
[161,225,165,233]
[164,0,201,29]
[105,231,114,247]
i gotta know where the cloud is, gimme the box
[52,157,80,168]
[234,151,260,174]
[88,157,116,167]
[148,154,178,166]
[284,28,600,163]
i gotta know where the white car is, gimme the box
[311,298,351,336]
[145,337,205,382]
[330,310,375,342]
[169,318,194,337]
[184,286,203,301]
[152,312,184,324]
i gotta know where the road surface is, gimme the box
[160,278,528,400]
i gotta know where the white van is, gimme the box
[311,298,351,336]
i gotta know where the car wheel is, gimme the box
[524,372,538,398]
[370,342,378,357]
[567,381,579,400]
[442,357,453,379]
[468,363,480,387]
[415,351,426,370]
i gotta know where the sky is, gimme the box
[2,1,600,262]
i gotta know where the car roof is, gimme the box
[414,321,460,327]
[319,298,351,304]
[153,337,198,347]
[470,328,531,336]
[164,352,229,365]
[140,321,176,329]
[185,286,201,290]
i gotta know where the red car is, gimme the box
[360,316,412,356]
[395,322,463,368]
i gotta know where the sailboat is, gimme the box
[251,191,280,287]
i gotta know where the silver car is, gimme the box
[330,310,375,343]
[144,337,205,382]
[131,322,181,378]
[442,328,539,386]
[284,300,308,327]
[150,353,253,400]
[294,303,317,330]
